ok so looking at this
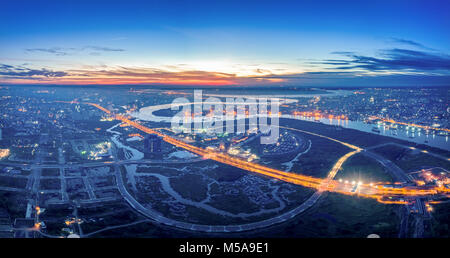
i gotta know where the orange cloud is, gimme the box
[0,65,288,86]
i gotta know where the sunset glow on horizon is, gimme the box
[1,0,449,87]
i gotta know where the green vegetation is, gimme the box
[10,146,35,161]
[372,145,408,161]
[78,202,130,216]
[289,135,350,178]
[395,153,450,172]
[39,206,74,236]
[281,185,315,205]
[90,175,115,188]
[208,182,261,215]
[40,178,61,190]
[241,193,400,238]
[89,191,402,238]
[41,168,60,177]
[90,221,178,238]
[63,142,84,163]
[81,210,141,234]
[373,145,450,171]
[0,176,27,188]
[0,191,27,218]
[181,205,238,225]
[136,165,181,177]
[429,202,450,238]
[205,164,246,182]
[68,191,89,200]
[133,162,317,225]
[134,175,172,213]
[170,174,208,202]
[339,153,393,182]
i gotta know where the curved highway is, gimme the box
[51,101,449,233]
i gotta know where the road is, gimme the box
[81,103,399,232]
[83,102,449,200]
[83,219,150,237]
[36,101,447,235]
[368,142,449,161]
[362,150,412,183]
[113,161,328,233]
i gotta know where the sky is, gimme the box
[0,0,449,87]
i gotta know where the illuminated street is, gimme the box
[1,1,449,242]
[81,102,450,204]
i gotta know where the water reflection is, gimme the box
[290,115,449,151]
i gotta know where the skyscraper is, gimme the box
[144,134,162,154]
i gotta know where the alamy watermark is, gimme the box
[170,90,280,144]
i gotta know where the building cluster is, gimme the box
[143,134,163,158]
[284,88,449,130]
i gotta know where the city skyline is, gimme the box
[1,0,450,87]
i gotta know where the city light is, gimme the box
[82,102,450,204]
[0,149,10,159]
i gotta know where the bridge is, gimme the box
[59,101,450,204]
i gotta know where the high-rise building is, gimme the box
[144,134,162,154]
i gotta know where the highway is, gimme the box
[368,142,450,162]
[83,219,151,237]
[362,150,412,183]
[81,102,450,201]
[0,157,205,170]
[113,160,329,233]
[37,101,448,234]
[76,102,365,232]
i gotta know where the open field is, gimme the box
[372,145,450,172]
[338,153,393,182]
[0,191,27,219]
[429,202,450,238]
[395,153,450,172]
[88,191,400,238]
[237,192,401,238]
[40,178,61,191]
[41,168,60,177]
[0,176,27,188]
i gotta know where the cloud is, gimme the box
[25,47,72,56]
[389,38,435,51]
[83,46,125,52]
[70,66,237,82]
[0,64,67,77]
[25,46,125,56]
[321,48,450,72]
[1,57,449,87]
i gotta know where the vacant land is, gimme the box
[40,178,61,190]
[395,153,450,172]
[429,202,450,238]
[170,173,208,202]
[239,192,400,238]
[41,168,60,177]
[289,135,350,178]
[0,176,27,188]
[373,145,450,172]
[372,145,409,161]
[339,154,393,182]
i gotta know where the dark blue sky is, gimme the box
[1,0,449,86]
